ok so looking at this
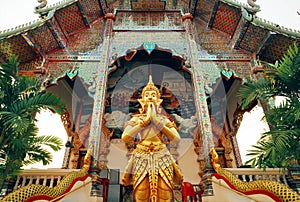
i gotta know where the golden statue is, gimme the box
[122,76,183,202]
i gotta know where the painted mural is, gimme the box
[103,50,197,139]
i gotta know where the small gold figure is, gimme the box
[122,76,183,202]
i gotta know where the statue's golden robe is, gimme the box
[122,143,183,192]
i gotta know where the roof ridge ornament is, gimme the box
[35,0,48,14]
[241,8,300,38]
[247,0,260,13]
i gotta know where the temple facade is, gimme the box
[1,0,300,201]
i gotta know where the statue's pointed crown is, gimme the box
[138,75,162,113]
[142,75,160,97]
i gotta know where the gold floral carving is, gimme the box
[210,116,234,168]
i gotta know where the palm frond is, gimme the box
[0,111,31,133]
[237,79,274,109]
[24,147,53,166]
[32,135,63,151]
[0,55,19,76]
[8,91,65,115]
[276,42,300,94]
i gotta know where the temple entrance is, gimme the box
[40,47,247,201]
[103,48,200,201]
[105,49,197,138]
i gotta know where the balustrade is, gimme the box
[1,167,294,200]
[226,168,288,186]
[12,169,79,190]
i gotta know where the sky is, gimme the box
[0,0,299,168]
[23,109,68,169]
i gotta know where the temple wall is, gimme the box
[111,31,187,58]
[177,139,200,184]
[106,140,128,184]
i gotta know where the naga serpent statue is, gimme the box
[210,148,300,202]
[1,146,93,202]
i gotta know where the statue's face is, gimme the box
[143,90,158,104]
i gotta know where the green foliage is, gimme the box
[237,78,274,109]
[238,43,300,168]
[0,55,66,186]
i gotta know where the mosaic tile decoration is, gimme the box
[27,23,59,53]
[225,61,250,81]
[19,57,43,71]
[114,11,183,27]
[47,17,68,49]
[45,19,104,87]
[79,0,103,23]
[0,35,37,63]
[189,0,198,15]
[47,62,75,79]
[258,34,296,63]
[197,57,251,83]
[195,0,215,23]
[131,0,166,10]
[50,20,104,56]
[183,19,214,150]
[47,61,100,85]
[196,61,221,88]
[212,2,240,36]
[195,18,249,55]
[194,17,252,82]
[198,53,250,61]
[193,65,214,142]
[88,17,114,159]
[230,15,248,50]
[55,3,86,35]
[196,23,234,53]
[111,32,187,60]
[238,23,270,53]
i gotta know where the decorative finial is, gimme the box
[141,75,160,96]
[82,145,93,172]
[210,148,220,172]
[149,75,153,83]
[35,0,47,12]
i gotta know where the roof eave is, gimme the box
[35,0,78,16]
[0,10,55,40]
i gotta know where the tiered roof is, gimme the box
[0,0,299,66]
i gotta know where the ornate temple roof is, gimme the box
[0,0,104,64]
[0,0,299,66]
